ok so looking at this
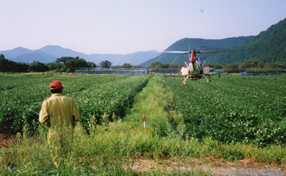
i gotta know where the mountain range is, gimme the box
[0,46,160,66]
[2,17,286,67]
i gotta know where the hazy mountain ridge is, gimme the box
[0,46,160,66]
[1,47,33,59]
[13,50,56,63]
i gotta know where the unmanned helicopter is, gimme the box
[164,48,228,85]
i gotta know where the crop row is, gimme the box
[167,75,286,146]
[0,75,150,134]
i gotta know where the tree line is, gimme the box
[0,54,96,73]
[146,60,286,70]
[211,60,286,71]
[0,55,143,73]
[146,62,183,69]
[1,54,285,73]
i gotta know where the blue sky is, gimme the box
[1,0,286,54]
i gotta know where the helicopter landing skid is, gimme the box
[183,74,211,85]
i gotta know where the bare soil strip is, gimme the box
[130,158,286,176]
[0,134,16,148]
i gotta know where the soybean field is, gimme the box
[0,74,286,146]
[168,75,286,146]
[0,73,286,175]
[0,74,150,134]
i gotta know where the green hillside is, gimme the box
[141,37,252,67]
[207,18,286,64]
[142,18,286,67]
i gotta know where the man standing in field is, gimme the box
[39,80,80,168]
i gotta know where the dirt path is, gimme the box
[131,158,285,176]
[0,134,17,148]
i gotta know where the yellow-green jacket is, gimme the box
[39,93,80,129]
[39,93,80,167]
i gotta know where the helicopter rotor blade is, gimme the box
[196,49,235,54]
[164,50,191,54]
[164,48,237,54]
